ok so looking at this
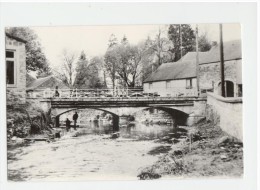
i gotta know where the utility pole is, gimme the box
[179,24,183,59]
[219,24,225,97]
[195,24,200,96]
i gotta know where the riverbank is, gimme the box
[138,119,243,179]
[7,118,243,181]
[8,132,164,181]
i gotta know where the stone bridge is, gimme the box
[38,97,207,130]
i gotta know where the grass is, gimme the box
[138,119,243,179]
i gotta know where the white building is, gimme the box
[143,52,206,97]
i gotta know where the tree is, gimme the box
[108,34,118,48]
[90,56,107,88]
[104,34,119,89]
[136,28,175,83]
[104,48,117,89]
[168,24,196,61]
[121,35,129,46]
[152,28,174,65]
[6,27,51,76]
[105,36,144,88]
[54,49,77,88]
[114,44,142,87]
[198,32,212,52]
[36,61,52,78]
[74,52,103,89]
[136,35,166,82]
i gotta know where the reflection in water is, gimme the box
[78,120,174,140]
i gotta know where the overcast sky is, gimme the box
[32,23,241,69]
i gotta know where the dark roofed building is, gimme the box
[27,75,69,90]
[143,58,199,97]
[26,75,69,98]
[144,61,196,83]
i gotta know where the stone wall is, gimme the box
[6,36,26,105]
[199,59,242,97]
[206,92,243,141]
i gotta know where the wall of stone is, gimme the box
[206,92,243,141]
[199,59,241,97]
[6,36,26,105]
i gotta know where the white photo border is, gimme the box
[0,2,258,190]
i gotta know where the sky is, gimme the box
[32,24,241,70]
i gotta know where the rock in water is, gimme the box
[218,136,231,145]
[111,132,120,139]
[220,155,228,160]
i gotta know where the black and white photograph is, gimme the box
[0,2,259,190]
[5,23,244,181]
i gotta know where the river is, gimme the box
[8,122,176,181]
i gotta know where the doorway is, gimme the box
[218,80,234,97]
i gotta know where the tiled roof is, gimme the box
[144,40,241,83]
[144,61,196,83]
[199,40,241,64]
[6,32,27,43]
[26,74,36,86]
[26,75,69,90]
[180,52,209,62]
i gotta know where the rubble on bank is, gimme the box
[137,119,243,180]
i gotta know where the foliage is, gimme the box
[53,49,77,88]
[168,24,196,62]
[89,56,107,88]
[104,34,118,89]
[104,35,143,87]
[6,27,51,76]
[198,32,212,52]
[74,52,104,88]
[149,28,174,65]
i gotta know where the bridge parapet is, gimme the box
[27,88,199,99]
[207,92,242,141]
[39,97,206,109]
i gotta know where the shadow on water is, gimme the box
[77,120,185,141]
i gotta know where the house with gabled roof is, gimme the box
[26,75,69,98]
[143,40,242,97]
[143,52,207,97]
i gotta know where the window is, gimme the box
[186,79,192,89]
[238,84,242,97]
[166,81,170,89]
[6,50,16,86]
[149,83,153,89]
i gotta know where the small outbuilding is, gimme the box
[26,75,69,98]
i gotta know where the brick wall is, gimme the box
[6,36,26,105]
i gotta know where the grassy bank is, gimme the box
[138,119,243,179]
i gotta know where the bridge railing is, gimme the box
[26,87,198,99]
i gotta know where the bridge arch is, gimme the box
[52,105,193,129]
[54,107,120,131]
[138,106,190,127]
